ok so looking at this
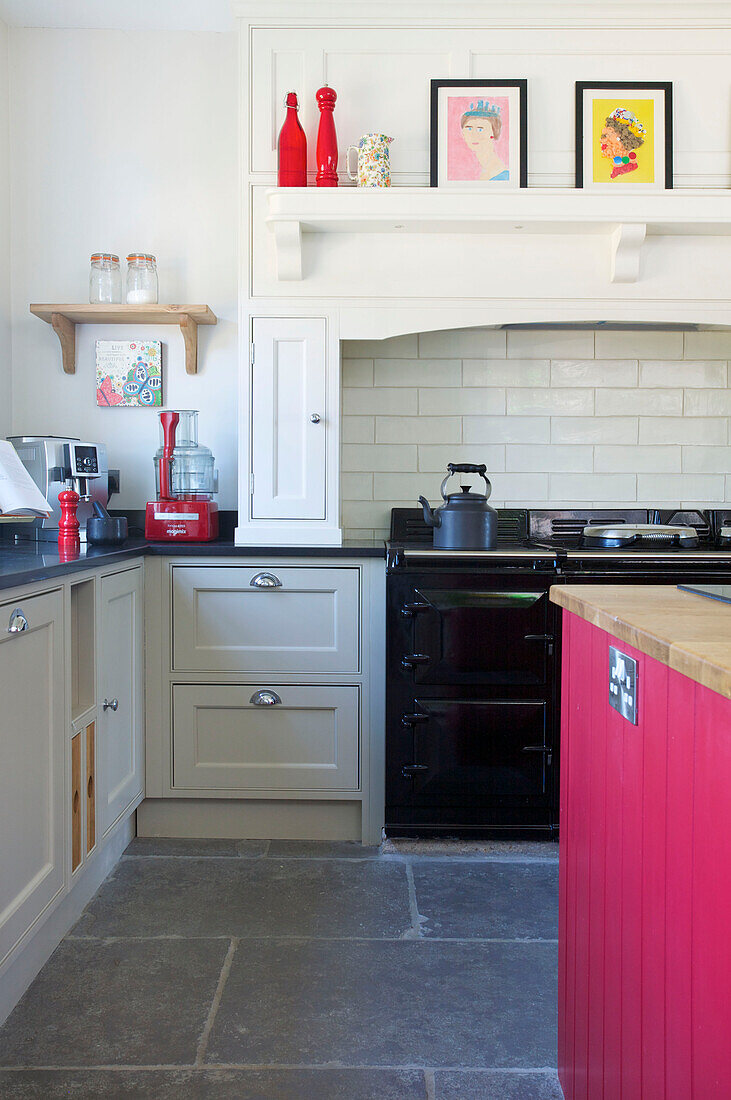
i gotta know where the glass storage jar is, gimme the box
[126,253,159,304]
[89,253,122,304]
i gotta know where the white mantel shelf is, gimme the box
[265,187,731,284]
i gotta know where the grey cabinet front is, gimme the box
[172,683,360,792]
[172,565,360,673]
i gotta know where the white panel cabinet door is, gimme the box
[99,568,144,835]
[251,317,327,521]
[0,590,65,968]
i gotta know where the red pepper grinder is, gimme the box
[277,91,307,187]
[58,485,81,560]
[316,84,338,187]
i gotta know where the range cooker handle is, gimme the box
[401,653,431,670]
[522,744,553,766]
[524,632,554,656]
[402,763,429,779]
[400,602,429,618]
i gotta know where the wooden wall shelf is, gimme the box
[29,304,217,375]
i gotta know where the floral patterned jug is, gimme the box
[345,133,393,187]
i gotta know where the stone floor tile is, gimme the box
[435,1070,563,1098]
[0,1068,428,1099]
[267,840,381,859]
[0,939,229,1067]
[412,861,558,940]
[125,837,266,858]
[73,858,410,939]
[382,839,559,860]
[206,939,557,1068]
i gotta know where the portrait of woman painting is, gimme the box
[575,82,673,190]
[430,79,527,188]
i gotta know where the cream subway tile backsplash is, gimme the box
[684,390,731,416]
[506,328,594,359]
[375,358,461,387]
[551,417,638,444]
[683,331,731,359]
[340,327,731,538]
[595,389,683,416]
[550,360,638,387]
[594,445,681,473]
[463,416,551,443]
[639,417,728,444]
[595,329,684,359]
[506,444,593,472]
[639,361,727,388]
[418,388,505,415]
[418,445,506,472]
[419,327,506,359]
[342,387,417,416]
[507,389,594,416]
[463,359,550,387]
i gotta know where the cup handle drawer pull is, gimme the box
[7,608,29,633]
[103,698,119,712]
[250,690,282,706]
[250,572,283,589]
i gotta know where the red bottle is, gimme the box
[277,91,307,187]
[58,487,81,560]
[316,84,338,187]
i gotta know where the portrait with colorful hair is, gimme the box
[575,81,673,190]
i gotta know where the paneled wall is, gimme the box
[340,327,731,539]
[0,16,10,439]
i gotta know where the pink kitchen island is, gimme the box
[549,584,731,1100]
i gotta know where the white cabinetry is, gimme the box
[99,567,144,835]
[251,317,326,521]
[237,317,341,546]
[0,591,65,969]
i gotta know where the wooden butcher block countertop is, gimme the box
[550,584,731,701]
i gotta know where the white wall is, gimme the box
[8,28,237,509]
[341,327,731,539]
[0,16,10,439]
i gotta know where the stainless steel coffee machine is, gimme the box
[6,436,109,540]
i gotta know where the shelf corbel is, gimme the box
[609,222,646,283]
[271,219,303,281]
[178,313,199,375]
[50,311,77,374]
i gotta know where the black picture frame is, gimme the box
[430,78,528,188]
[575,81,673,189]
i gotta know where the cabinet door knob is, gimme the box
[7,608,29,633]
[309,413,321,424]
[250,572,283,589]
[103,698,119,712]
[250,690,282,706]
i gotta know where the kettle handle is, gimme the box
[440,463,491,500]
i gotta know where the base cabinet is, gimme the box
[99,568,144,835]
[0,590,65,969]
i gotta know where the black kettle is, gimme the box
[419,463,497,549]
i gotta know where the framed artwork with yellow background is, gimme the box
[575,82,673,191]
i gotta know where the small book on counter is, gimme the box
[0,439,52,520]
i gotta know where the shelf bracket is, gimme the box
[179,314,198,375]
[271,219,303,281]
[51,312,76,374]
[610,222,646,284]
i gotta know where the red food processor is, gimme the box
[145,410,219,541]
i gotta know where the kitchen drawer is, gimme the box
[172,683,360,791]
[172,565,360,673]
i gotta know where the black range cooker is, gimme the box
[386,506,731,838]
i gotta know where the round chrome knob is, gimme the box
[103,698,119,712]
[310,413,321,424]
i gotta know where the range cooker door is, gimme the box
[400,584,552,685]
[389,698,551,827]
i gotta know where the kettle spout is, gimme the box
[418,495,439,528]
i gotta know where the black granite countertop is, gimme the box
[0,537,386,593]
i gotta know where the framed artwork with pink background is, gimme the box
[430,79,527,188]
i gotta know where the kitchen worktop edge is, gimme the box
[550,583,731,702]
[0,538,387,592]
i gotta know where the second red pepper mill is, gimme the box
[316,84,338,187]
